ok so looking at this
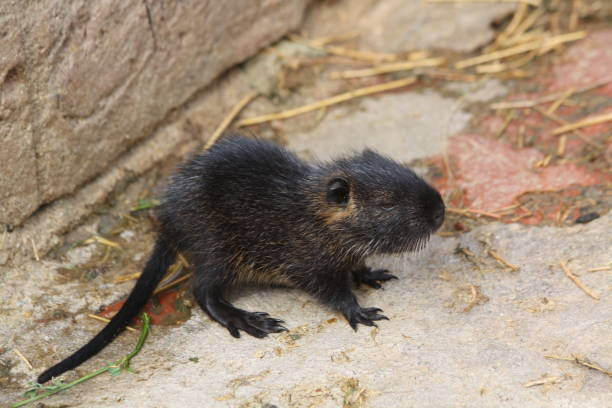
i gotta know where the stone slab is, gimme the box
[0,0,310,226]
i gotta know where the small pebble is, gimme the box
[120,230,136,240]
[575,212,599,224]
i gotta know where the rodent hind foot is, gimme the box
[353,267,398,289]
[223,309,288,339]
[345,306,389,331]
[195,287,288,339]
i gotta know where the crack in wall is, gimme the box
[142,0,158,52]
[17,8,43,222]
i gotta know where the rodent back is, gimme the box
[157,135,334,267]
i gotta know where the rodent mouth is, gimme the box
[404,232,432,252]
[375,231,432,255]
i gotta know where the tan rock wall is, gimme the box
[0,0,309,226]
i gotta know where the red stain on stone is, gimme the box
[434,30,611,226]
[446,134,605,211]
[100,288,186,326]
[545,30,612,96]
[482,105,609,158]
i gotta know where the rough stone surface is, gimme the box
[448,134,608,211]
[0,69,255,265]
[301,0,516,52]
[287,90,472,163]
[0,0,310,226]
[1,214,610,407]
[444,78,508,103]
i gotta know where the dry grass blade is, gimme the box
[559,261,600,300]
[85,236,121,249]
[532,106,603,149]
[491,77,612,110]
[587,264,611,272]
[30,238,40,261]
[428,0,541,5]
[113,272,142,284]
[88,314,138,332]
[447,207,501,219]
[523,375,567,388]
[323,45,397,62]
[178,253,190,267]
[426,69,478,82]
[508,8,545,44]
[495,2,530,47]
[154,273,192,295]
[205,91,259,150]
[552,111,612,135]
[547,88,574,114]
[455,31,586,69]
[292,35,397,62]
[495,110,516,138]
[556,134,567,156]
[476,61,507,74]
[114,253,192,288]
[330,57,445,79]
[546,355,612,377]
[236,77,417,127]
[463,285,489,313]
[13,348,34,370]
[488,249,520,271]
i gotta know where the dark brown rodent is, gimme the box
[38,132,445,383]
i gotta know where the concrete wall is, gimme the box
[0,0,310,226]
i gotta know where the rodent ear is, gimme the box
[327,178,350,206]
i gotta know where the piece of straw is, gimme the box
[153,273,192,295]
[523,375,566,388]
[428,0,541,5]
[532,106,602,149]
[559,261,600,300]
[205,91,259,149]
[552,111,612,135]
[488,249,520,271]
[330,57,445,79]
[236,77,417,127]
[85,236,121,249]
[13,348,34,370]
[546,354,612,377]
[587,265,611,273]
[455,31,586,69]
[491,77,612,110]
[547,88,574,114]
[322,45,397,63]
[88,314,138,332]
[447,207,501,219]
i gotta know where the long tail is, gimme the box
[37,237,176,384]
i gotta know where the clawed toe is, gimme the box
[216,309,287,339]
[347,306,389,330]
[354,267,399,289]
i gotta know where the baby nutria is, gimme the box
[38,132,445,383]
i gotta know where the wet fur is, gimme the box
[38,133,445,383]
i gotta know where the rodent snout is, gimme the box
[431,204,445,230]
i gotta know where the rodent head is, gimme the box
[316,149,445,256]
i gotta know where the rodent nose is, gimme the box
[432,205,445,230]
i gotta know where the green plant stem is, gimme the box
[12,313,151,408]
[12,366,110,408]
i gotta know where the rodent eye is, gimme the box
[327,178,350,206]
[380,202,396,211]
